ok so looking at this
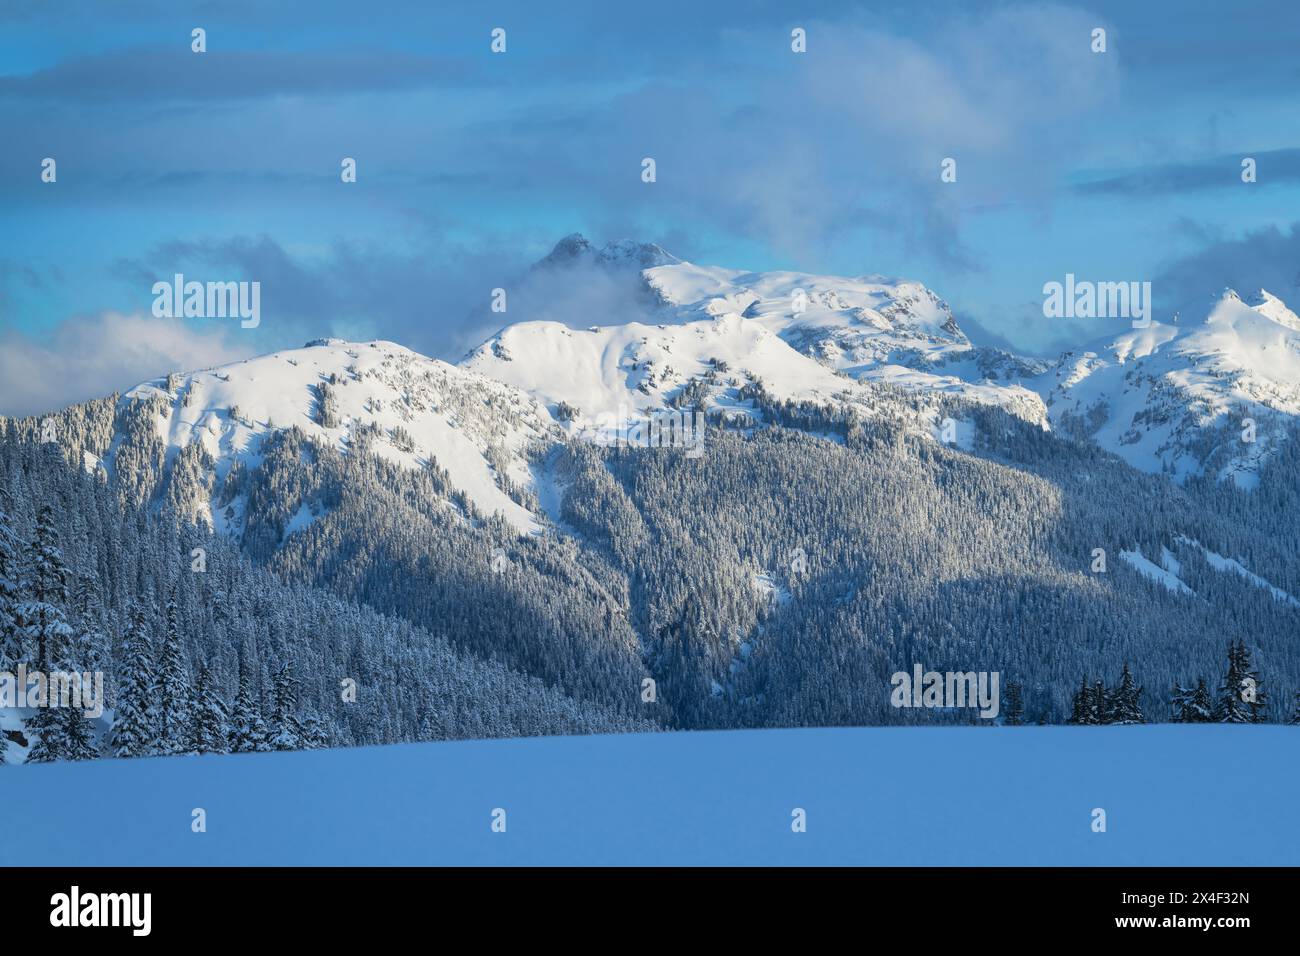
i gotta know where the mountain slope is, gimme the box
[1040,288,1300,485]
[6,260,1300,734]
[106,339,555,533]
[463,235,1050,436]
[468,237,1300,486]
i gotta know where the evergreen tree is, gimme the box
[1068,677,1092,725]
[1191,678,1214,722]
[1241,644,1269,724]
[1214,641,1267,723]
[1109,662,1144,725]
[107,604,157,758]
[1091,678,1110,725]
[0,486,22,670]
[71,571,110,680]
[155,592,194,754]
[191,663,229,755]
[49,593,102,762]
[228,654,269,753]
[1003,680,1024,726]
[21,505,76,762]
[268,662,303,751]
[299,711,329,749]
[56,696,99,761]
[1171,678,1212,723]
[20,505,71,669]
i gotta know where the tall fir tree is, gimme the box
[1241,644,1269,724]
[0,485,22,670]
[55,695,99,760]
[1171,678,1212,723]
[268,662,303,751]
[1109,662,1145,725]
[298,711,329,750]
[155,591,194,755]
[1068,677,1093,725]
[228,652,269,753]
[107,604,158,758]
[1091,678,1110,725]
[191,663,230,755]
[1214,641,1268,723]
[71,571,110,680]
[1003,680,1025,726]
[21,505,77,763]
[49,624,100,761]
[20,505,71,669]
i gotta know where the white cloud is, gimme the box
[0,312,256,417]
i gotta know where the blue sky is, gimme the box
[2,0,1300,414]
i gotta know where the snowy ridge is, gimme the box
[112,340,557,534]
[472,237,1300,484]
[1041,288,1300,484]
[464,235,1051,434]
[92,242,1300,524]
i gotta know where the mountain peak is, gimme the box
[116,337,552,534]
[541,233,594,264]
[1246,288,1300,332]
[537,234,681,270]
[597,238,680,268]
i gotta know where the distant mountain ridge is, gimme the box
[8,236,1296,548]
[5,238,1300,735]
[8,236,1299,546]
[468,235,1300,485]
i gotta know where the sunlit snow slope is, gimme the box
[108,339,556,533]
[1040,289,1300,485]
[463,235,1050,433]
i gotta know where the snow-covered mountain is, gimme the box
[463,235,1050,435]
[83,240,1300,545]
[1041,288,1300,486]
[467,236,1300,485]
[103,339,557,534]
[9,239,1300,751]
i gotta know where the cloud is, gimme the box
[0,3,1127,296]
[0,49,473,101]
[110,231,551,360]
[0,312,255,416]
[0,231,678,419]
[455,4,1122,273]
[1154,221,1300,316]
[1076,148,1300,196]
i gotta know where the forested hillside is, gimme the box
[0,430,655,764]
[552,398,1300,727]
[3,361,1298,768]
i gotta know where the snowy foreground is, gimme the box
[1,726,1295,866]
